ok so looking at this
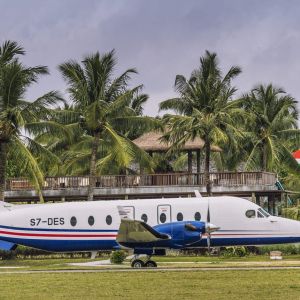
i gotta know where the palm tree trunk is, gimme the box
[262,143,267,171]
[0,141,7,202]
[204,138,212,196]
[87,132,100,201]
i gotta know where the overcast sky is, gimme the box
[1,0,300,115]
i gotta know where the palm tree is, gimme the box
[59,50,156,200]
[160,51,243,195]
[0,40,64,201]
[243,84,300,172]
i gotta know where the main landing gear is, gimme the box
[131,256,158,268]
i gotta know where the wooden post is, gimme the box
[188,150,192,185]
[188,150,192,173]
[196,149,201,173]
[196,149,201,185]
[256,194,260,206]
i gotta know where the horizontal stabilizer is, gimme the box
[117,219,169,244]
[0,240,16,251]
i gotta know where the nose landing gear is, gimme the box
[131,255,158,268]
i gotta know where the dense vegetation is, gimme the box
[1,40,300,201]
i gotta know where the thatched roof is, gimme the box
[132,131,222,152]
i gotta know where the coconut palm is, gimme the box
[159,51,243,195]
[59,50,156,200]
[0,40,65,201]
[243,84,300,172]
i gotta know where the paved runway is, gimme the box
[0,266,300,274]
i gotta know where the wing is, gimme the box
[116,206,169,244]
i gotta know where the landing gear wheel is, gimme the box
[131,259,145,268]
[145,260,157,268]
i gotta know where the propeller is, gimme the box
[194,191,220,253]
[205,199,220,254]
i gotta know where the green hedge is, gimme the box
[0,246,111,260]
[282,207,300,220]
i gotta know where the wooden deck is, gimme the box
[5,171,276,191]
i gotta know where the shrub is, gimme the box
[110,250,127,264]
[220,246,248,257]
[282,207,300,220]
[258,244,300,255]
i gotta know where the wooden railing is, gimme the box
[5,172,277,191]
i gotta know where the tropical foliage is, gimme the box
[159,51,243,194]
[1,40,300,202]
[0,41,64,201]
[56,50,156,200]
[242,84,300,173]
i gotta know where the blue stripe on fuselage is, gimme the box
[0,236,120,251]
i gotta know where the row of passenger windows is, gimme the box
[70,215,113,227]
[68,211,202,226]
[155,211,201,224]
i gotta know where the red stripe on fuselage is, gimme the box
[0,230,117,238]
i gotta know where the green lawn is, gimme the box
[0,255,300,271]
[0,270,299,300]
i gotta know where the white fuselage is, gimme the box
[0,196,299,251]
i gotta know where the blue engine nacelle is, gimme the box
[153,221,206,249]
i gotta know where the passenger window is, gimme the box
[177,212,183,221]
[194,212,201,221]
[70,216,77,226]
[257,211,264,218]
[88,216,94,226]
[106,215,112,225]
[245,210,255,218]
[141,214,148,223]
[160,213,166,223]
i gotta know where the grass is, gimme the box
[0,270,299,299]
[0,255,300,271]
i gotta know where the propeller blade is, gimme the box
[207,201,210,223]
[207,233,211,253]
[185,223,197,231]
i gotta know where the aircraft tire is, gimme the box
[145,260,157,268]
[131,259,145,268]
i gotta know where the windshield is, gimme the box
[258,208,270,218]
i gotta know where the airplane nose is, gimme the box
[206,223,220,233]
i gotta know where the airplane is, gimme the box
[0,193,299,268]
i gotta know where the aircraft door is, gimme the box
[122,206,135,220]
[157,205,171,224]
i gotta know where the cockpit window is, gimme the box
[258,208,270,218]
[245,210,256,218]
[257,211,264,218]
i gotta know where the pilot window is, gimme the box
[258,208,270,217]
[70,216,77,226]
[177,212,183,221]
[194,212,201,221]
[141,214,148,223]
[106,215,112,225]
[257,211,264,218]
[88,216,95,226]
[160,213,166,223]
[245,210,255,218]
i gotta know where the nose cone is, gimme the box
[206,223,220,233]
